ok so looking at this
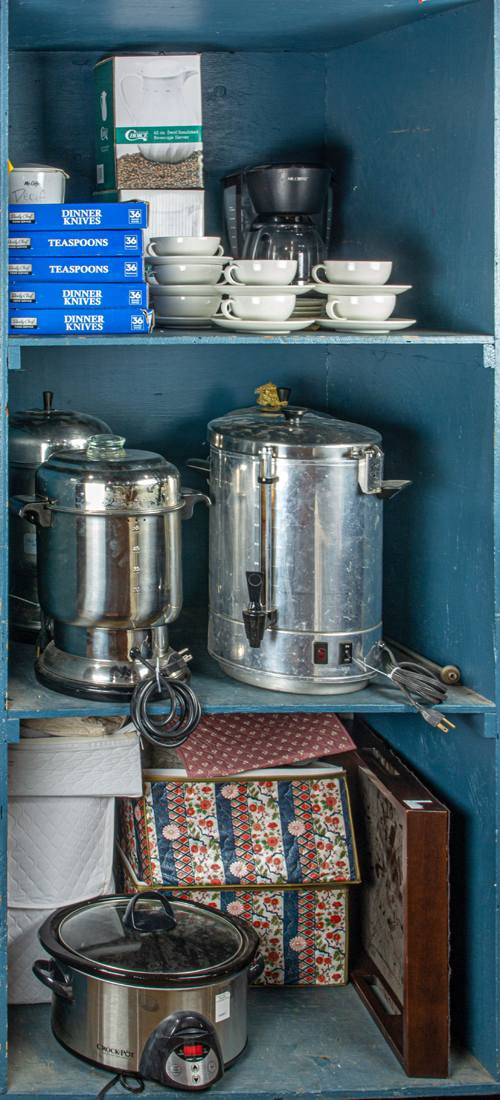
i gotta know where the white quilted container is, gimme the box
[7,728,142,1002]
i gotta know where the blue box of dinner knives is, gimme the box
[9,308,154,334]
[9,283,149,309]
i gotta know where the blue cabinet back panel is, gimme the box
[10,340,494,700]
[326,0,494,335]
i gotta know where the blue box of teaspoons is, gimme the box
[9,308,154,334]
[8,257,146,281]
[8,230,143,256]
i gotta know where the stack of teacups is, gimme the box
[146,236,231,325]
[311,260,415,333]
[214,259,316,333]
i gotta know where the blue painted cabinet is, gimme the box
[1,0,500,1096]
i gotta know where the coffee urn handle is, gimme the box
[180,487,211,520]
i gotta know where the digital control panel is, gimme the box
[165,1043,219,1088]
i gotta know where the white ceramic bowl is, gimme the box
[147,253,230,265]
[220,294,296,321]
[224,259,297,286]
[151,263,225,286]
[146,236,223,257]
[325,294,397,321]
[150,293,222,318]
[313,260,393,286]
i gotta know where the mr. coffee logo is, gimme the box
[125,129,148,142]
[287,176,307,181]
[97,1043,134,1058]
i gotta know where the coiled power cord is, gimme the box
[356,642,455,731]
[129,648,202,748]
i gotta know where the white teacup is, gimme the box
[313,260,393,286]
[150,262,224,286]
[225,260,297,286]
[221,294,296,321]
[325,294,396,321]
[147,237,223,257]
[150,293,222,318]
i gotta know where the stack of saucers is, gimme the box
[214,260,318,334]
[312,260,416,334]
[146,236,232,327]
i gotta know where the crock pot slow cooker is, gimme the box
[34,891,263,1089]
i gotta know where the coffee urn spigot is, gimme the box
[242,572,268,648]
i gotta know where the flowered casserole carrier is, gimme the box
[119,769,358,987]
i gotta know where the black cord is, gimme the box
[95,1073,144,1100]
[378,643,455,731]
[129,649,202,748]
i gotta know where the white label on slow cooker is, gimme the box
[24,532,36,556]
[215,991,231,1022]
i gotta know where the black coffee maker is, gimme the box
[222,163,333,283]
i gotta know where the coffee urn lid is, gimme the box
[9,391,112,467]
[35,435,182,513]
[207,386,381,459]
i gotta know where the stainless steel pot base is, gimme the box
[35,641,190,702]
[213,655,372,694]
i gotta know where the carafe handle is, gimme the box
[119,73,144,125]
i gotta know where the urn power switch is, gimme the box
[339,643,353,665]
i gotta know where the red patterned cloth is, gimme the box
[177,713,355,778]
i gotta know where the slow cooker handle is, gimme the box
[247,953,265,983]
[123,890,177,933]
[33,959,74,1002]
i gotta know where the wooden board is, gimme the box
[340,721,450,1078]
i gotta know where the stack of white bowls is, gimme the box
[214,260,318,335]
[147,237,232,326]
[311,260,416,334]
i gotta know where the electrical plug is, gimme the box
[418,706,455,731]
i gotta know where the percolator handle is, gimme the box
[123,891,177,933]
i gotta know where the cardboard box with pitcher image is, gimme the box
[95,56,203,191]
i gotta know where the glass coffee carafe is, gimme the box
[242,213,326,284]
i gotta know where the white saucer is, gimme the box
[219,283,317,296]
[317,318,416,333]
[212,317,316,334]
[148,284,225,295]
[146,255,232,265]
[154,316,213,328]
[313,284,411,295]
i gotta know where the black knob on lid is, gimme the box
[282,406,307,423]
[276,387,292,403]
[43,391,53,412]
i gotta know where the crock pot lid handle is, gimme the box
[123,891,177,933]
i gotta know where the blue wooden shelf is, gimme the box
[6,331,495,362]
[7,991,498,1100]
[6,612,495,732]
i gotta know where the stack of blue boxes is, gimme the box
[8,202,154,335]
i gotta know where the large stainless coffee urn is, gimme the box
[189,386,410,694]
[9,392,111,641]
[13,434,209,701]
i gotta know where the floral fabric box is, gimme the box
[120,770,359,889]
[120,858,348,986]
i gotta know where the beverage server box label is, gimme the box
[96,189,204,250]
[9,283,149,308]
[8,202,149,229]
[9,308,154,334]
[8,257,145,281]
[94,55,203,191]
[8,230,143,255]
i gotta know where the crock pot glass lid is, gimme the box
[58,897,243,976]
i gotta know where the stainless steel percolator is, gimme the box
[12,434,209,700]
[189,385,410,694]
[8,391,111,641]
